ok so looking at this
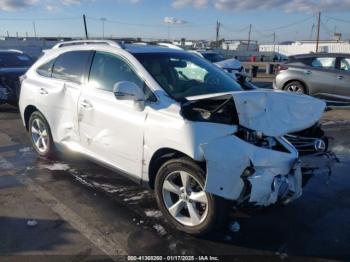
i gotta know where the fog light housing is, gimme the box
[241,167,255,178]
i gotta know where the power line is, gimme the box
[0,17,81,21]
[255,15,316,32]
[220,24,250,33]
[324,15,350,24]
[87,16,213,28]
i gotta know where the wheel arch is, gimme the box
[24,105,39,131]
[147,147,206,189]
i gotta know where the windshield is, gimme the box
[134,52,242,100]
[0,52,33,68]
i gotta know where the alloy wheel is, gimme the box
[162,171,209,227]
[31,118,49,153]
[286,84,304,93]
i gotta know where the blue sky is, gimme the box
[0,0,350,43]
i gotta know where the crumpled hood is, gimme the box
[186,90,326,137]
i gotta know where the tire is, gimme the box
[29,111,56,158]
[155,157,228,235]
[283,81,306,94]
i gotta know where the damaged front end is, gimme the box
[181,91,337,207]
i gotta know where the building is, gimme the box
[259,40,350,56]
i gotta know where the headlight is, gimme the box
[236,127,277,149]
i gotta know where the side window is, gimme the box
[89,52,156,101]
[340,58,350,71]
[311,57,336,69]
[89,52,143,92]
[37,59,55,77]
[52,51,91,84]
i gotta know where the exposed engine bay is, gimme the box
[181,91,337,206]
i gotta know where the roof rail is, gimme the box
[2,49,24,53]
[52,40,122,49]
[156,43,184,50]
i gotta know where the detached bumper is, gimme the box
[247,162,303,206]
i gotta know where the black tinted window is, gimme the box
[0,52,33,68]
[52,51,91,83]
[89,52,143,92]
[37,59,55,77]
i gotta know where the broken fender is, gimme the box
[201,135,298,202]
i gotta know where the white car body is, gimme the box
[19,41,328,209]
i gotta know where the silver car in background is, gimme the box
[274,53,350,106]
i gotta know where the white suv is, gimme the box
[19,40,334,235]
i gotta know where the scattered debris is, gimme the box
[40,163,70,171]
[19,147,31,153]
[225,235,232,241]
[123,195,144,202]
[27,220,38,227]
[153,224,167,236]
[275,251,288,260]
[229,221,240,233]
[169,242,177,251]
[145,210,162,218]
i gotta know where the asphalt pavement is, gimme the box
[0,104,350,261]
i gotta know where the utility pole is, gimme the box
[273,32,276,55]
[83,14,88,39]
[216,20,221,48]
[316,11,321,53]
[247,24,252,51]
[33,21,37,38]
[6,31,9,38]
[100,17,106,39]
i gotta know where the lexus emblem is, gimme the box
[314,139,326,152]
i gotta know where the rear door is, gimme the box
[334,57,350,97]
[37,50,92,143]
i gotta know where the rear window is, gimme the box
[0,52,33,68]
[52,51,91,84]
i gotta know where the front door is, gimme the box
[78,51,147,179]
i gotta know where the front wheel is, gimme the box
[29,111,56,158]
[155,158,227,235]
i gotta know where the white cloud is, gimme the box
[164,16,187,24]
[172,0,350,12]
[172,0,208,9]
[62,0,81,5]
[0,0,39,11]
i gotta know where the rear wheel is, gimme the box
[284,81,306,94]
[29,111,56,158]
[155,158,227,235]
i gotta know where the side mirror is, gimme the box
[113,81,145,101]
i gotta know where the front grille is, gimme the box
[285,134,326,156]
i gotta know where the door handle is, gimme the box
[39,88,48,95]
[305,70,312,75]
[80,100,93,109]
[338,75,344,80]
